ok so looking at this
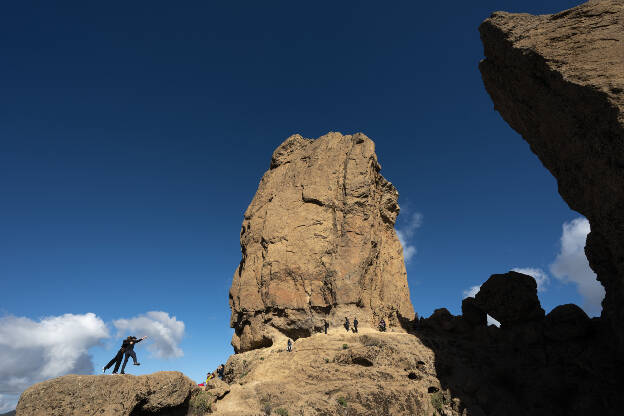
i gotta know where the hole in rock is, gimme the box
[408,372,419,380]
[428,386,439,394]
[352,357,373,367]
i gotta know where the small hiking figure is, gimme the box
[353,317,358,333]
[217,364,225,380]
[103,338,128,374]
[379,318,386,332]
[206,371,215,384]
[287,339,292,352]
[344,317,350,332]
[120,335,147,374]
[323,319,329,334]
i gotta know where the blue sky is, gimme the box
[0,0,599,411]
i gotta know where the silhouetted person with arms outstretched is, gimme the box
[353,317,358,333]
[103,338,128,374]
[120,335,147,374]
[344,317,350,332]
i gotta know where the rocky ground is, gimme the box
[204,272,621,416]
[207,327,455,416]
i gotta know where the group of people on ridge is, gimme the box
[103,335,148,375]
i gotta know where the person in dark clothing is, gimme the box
[344,317,350,332]
[120,335,147,374]
[217,364,225,380]
[379,318,386,332]
[103,339,127,374]
[323,319,329,334]
[353,317,358,333]
[287,339,292,352]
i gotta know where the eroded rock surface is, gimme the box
[15,371,197,416]
[479,0,624,352]
[229,132,415,352]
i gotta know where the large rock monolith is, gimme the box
[479,0,624,352]
[229,132,415,352]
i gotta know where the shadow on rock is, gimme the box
[414,271,623,416]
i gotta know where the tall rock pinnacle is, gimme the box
[229,132,415,353]
[479,0,624,353]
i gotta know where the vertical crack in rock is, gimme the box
[228,132,415,353]
[479,0,624,354]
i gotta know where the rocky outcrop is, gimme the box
[474,271,544,328]
[15,372,197,416]
[209,329,458,416]
[229,132,415,353]
[417,272,622,415]
[479,0,624,353]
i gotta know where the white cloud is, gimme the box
[550,217,604,316]
[113,311,184,359]
[0,313,109,412]
[396,212,423,263]
[511,267,549,292]
[462,285,480,299]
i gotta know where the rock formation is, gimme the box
[479,0,624,354]
[15,372,197,416]
[419,272,621,416]
[229,132,415,353]
[208,329,460,416]
[473,271,544,328]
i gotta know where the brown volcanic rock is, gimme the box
[229,132,415,353]
[479,0,624,351]
[15,371,197,416]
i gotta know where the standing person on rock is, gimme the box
[120,335,147,374]
[353,317,358,333]
[344,317,350,332]
[379,318,386,332]
[323,319,329,334]
[287,339,292,352]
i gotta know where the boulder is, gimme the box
[461,297,486,327]
[479,0,623,351]
[474,271,544,327]
[544,304,591,341]
[229,132,415,352]
[15,371,197,416]
[423,308,456,331]
[204,377,230,400]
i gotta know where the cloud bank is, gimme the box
[396,212,423,263]
[550,218,604,316]
[113,311,184,359]
[0,313,109,412]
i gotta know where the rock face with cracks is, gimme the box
[479,0,624,353]
[15,372,198,416]
[229,132,415,353]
